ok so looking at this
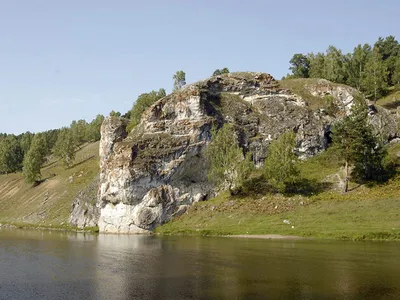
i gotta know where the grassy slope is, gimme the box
[376,87,400,112]
[156,148,400,240]
[278,78,348,110]
[0,142,99,228]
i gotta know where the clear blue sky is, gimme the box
[1,0,399,134]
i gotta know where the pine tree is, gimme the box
[264,131,299,192]
[332,94,386,192]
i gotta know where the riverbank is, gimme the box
[223,234,307,240]
[0,222,99,233]
[155,178,400,241]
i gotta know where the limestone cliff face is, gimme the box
[97,73,398,233]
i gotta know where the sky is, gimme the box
[0,0,399,134]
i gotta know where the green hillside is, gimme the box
[0,142,99,228]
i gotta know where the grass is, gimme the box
[279,78,349,111]
[156,181,400,240]
[376,89,400,112]
[0,142,100,228]
[156,144,400,241]
[279,78,328,110]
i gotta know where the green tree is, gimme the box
[70,120,88,147]
[323,46,346,83]
[0,135,23,174]
[173,70,186,91]
[22,133,48,184]
[346,44,371,90]
[19,131,34,156]
[127,88,166,132]
[289,54,310,78]
[109,110,121,117]
[362,48,388,101]
[264,131,299,192]
[85,114,105,142]
[308,52,326,78]
[374,36,399,86]
[205,124,253,194]
[213,68,230,76]
[54,128,76,167]
[42,129,60,154]
[332,94,386,192]
[393,53,400,86]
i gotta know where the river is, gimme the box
[0,228,399,299]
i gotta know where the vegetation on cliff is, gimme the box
[205,123,253,194]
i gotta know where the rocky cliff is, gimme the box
[95,73,398,233]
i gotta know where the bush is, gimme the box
[205,124,253,194]
[264,131,299,192]
[126,89,166,133]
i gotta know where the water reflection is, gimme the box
[0,228,400,299]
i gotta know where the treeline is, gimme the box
[0,130,57,175]
[0,114,104,184]
[286,36,400,100]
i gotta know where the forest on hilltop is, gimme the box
[285,36,400,101]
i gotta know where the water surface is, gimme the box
[0,228,399,299]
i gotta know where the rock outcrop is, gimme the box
[96,73,398,233]
[69,177,100,229]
